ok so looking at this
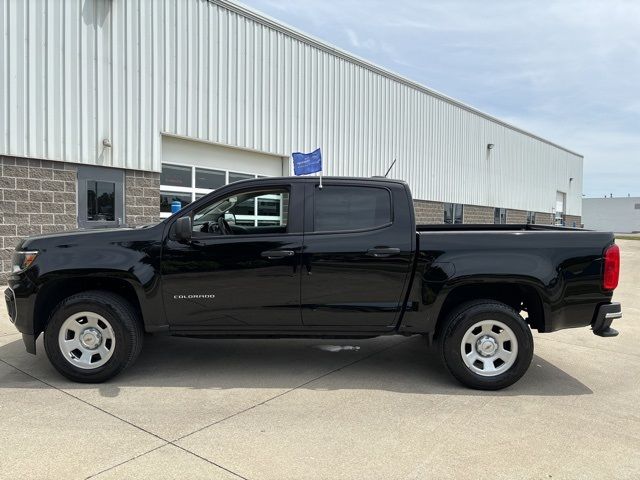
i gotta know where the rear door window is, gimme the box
[314,186,391,232]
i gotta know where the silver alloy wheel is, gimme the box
[58,311,116,370]
[460,319,518,377]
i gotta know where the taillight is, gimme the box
[602,244,620,290]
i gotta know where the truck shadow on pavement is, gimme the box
[0,334,592,397]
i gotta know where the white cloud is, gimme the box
[345,28,359,48]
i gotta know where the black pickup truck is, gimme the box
[5,177,622,389]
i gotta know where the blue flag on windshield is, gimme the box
[292,148,322,175]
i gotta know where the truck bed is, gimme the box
[406,224,615,336]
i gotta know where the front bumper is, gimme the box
[5,287,17,324]
[5,273,39,354]
[4,287,36,353]
[592,302,622,337]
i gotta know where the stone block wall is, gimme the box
[463,205,494,224]
[534,212,554,225]
[506,209,527,224]
[0,156,78,283]
[124,171,161,227]
[564,215,582,228]
[413,200,557,226]
[413,200,444,224]
[0,156,162,283]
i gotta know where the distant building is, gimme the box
[582,197,640,233]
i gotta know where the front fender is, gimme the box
[9,225,165,343]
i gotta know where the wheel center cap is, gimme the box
[80,327,102,350]
[476,335,498,357]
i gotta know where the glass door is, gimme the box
[77,166,124,228]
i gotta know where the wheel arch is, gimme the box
[34,276,144,337]
[433,282,545,340]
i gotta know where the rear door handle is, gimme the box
[261,250,295,259]
[366,247,401,258]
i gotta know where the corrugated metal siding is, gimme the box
[0,0,159,172]
[0,0,583,215]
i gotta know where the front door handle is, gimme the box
[261,250,295,259]
[366,247,401,258]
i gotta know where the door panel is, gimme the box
[301,183,414,328]
[162,235,303,328]
[161,182,304,330]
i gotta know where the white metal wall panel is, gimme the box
[162,135,285,177]
[0,0,583,215]
[582,198,640,233]
[0,0,161,172]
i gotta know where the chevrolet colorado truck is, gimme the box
[5,177,622,389]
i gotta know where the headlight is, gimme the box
[12,251,39,273]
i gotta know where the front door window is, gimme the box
[192,189,289,236]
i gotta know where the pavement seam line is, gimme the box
[4,338,411,479]
[0,358,252,480]
[172,444,251,480]
[173,337,413,443]
[84,444,168,479]
[0,358,169,443]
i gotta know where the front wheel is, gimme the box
[44,291,144,383]
[439,300,533,390]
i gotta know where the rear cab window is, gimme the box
[313,185,392,232]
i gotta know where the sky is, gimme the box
[240,0,640,198]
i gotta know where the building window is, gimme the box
[526,211,536,224]
[160,163,275,225]
[229,172,255,184]
[77,165,124,228]
[87,181,116,221]
[494,208,506,224]
[195,168,225,190]
[444,203,463,224]
[160,192,192,214]
[160,164,191,188]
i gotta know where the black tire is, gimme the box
[44,291,144,383]
[439,300,533,390]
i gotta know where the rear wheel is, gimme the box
[439,300,533,390]
[44,291,143,383]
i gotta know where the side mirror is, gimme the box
[175,216,192,243]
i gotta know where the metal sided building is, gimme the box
[583,197,640,233]
[0,0,583,279]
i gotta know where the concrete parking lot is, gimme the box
[1,240,639,480]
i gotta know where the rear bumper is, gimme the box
[592,302,621,337]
